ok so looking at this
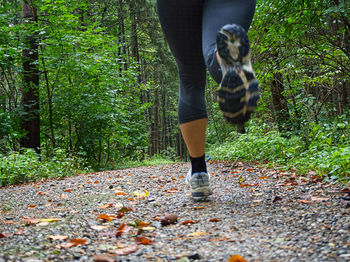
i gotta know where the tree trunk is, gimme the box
[270,72,290,133]
[20,0,40,152]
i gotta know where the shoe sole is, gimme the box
[216,24,260,124]
[191,187,213,201]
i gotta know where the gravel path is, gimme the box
[0,161,349,262]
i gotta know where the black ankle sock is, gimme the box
[190,154,207,174]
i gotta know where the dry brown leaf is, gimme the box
[187,231,208,237]
[93,255,115,262]
[37,191,47,195]
[135,236,153,245]
[115,223,131,237]
[48,235,68,240]
[311,196,330,201]
[28,204,36,208]
[298,200,311,204]
[239,183,258,188]
[91,225,109,231]
[98,204,114,209]
[24,218,40,224]
[209,218,221,222]
[228,254,247,262]
[107,245,138,255]
[97,214,112,222]
[63,189,73,192]
[166,188,179,193]
[159,214,178,226]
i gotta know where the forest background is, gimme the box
[0,0,349,186]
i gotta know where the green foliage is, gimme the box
[0,148,89,186]
[208,119,350,180]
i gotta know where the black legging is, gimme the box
[157,0,256,124]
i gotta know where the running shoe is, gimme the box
[186,171,212,201]
[216,24,259,124]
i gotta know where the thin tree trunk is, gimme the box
[270,72,290,133]
[20,0,40,152]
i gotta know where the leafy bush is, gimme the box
[208,120,350,180]
[0,148,89,186]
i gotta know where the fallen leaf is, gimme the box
[97,214,112,222]
[93,255,115,262]
[246,168,254,172]
[115,190,127,196]
[118,207,133,213]
[187,231,208,237]
[115,223,131,237]
[48,235,68,240]
[135,236,153,245]
[181,220,199,225]
[239,183,258,188]
[37,191,47,195]
[63,189,73,192]
[166,188,179,193]
[40,218,62,222]
[298,200,311,204]
[209,218,221,222]
[179,175,184,178]
[24,218,40,224]
[60,194,68,199]
[259,176,269,180]
[133,190,149,198]
[273,196,282,203]
[69,238,87,246]
[107,245,138,255]
[159,214,178,226]
[137,221,151,228]
[117,212,124,218]
[311,196,330,201]
[98,204,114,209]
[94,181,99,184]
[228,254,247,262]
[28,204,36,208]
[193,206,206,210]
[91,225,109,231]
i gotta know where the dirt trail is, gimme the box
[0,161,349,262]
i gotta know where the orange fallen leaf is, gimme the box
[37,191,47,195]
[28,204,36,208]
[70,238,87,246]
[246,168,254,172]
[193,206,206,210]
[259,176,269,180]
[181,220,199,225]
[115,191,127,196]
[97,214,112,222]
[94,181,99,184]
[107,245,138,255]
[179,176,184,178]
[137,221,151,228]
[63,189,73,192]
[239,183,258,188]
[228,254,247,262]
[135,236,153,245]
[209,218,221,222]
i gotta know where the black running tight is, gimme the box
[157,0,256,124]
